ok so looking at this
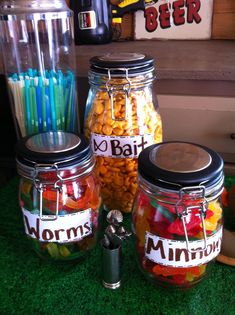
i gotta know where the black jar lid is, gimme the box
[15,131,92,168]
[138,141,224,190]
[89,53,154,75]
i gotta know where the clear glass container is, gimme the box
[16,131,101,262]
[0,0,80,138]
[132,142,224,289]
[84,52,163,213]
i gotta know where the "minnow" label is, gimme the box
[145,227,223,268]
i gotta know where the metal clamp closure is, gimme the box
[33,163,63,221]
[106,68,131,121]
[175,186,208,253]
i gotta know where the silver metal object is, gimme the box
[106,68,131,121]
[102,243,121,289]
[26,131,81,153]
[150,142,212,173]
[106,209,123,225]
[33,163,63,221]
[175,186,208,253]
[101,209,132,289]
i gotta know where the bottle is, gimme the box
[132,141,224,288]
[84,52,163,213]
[70,0,112,45]
[0,0,80,139]
[15,131,101,261]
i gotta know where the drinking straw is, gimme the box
[17,77,26,136]
[66,72,74,131]
[41,84,47,132]
[24,78,31,135]
[49,76,56,131]
[64,80,70,130]
[58,71,65,129]
[29,79,38,133]
[36,76,43,132]
[45,85,51,131]
[7,69,77,136]
[70,80,76,131]
[54,84,62,130]
[8,76,25,134]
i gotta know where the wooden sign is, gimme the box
[134,0,214,40]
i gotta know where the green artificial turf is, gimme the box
[0,177,235,315]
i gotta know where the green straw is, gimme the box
[7,69,77,136]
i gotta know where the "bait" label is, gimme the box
[91,133,154,158]
[145,227,223,267]
[22,208,92,243]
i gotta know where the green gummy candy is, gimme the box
[46,243,60,259]
[59,245,71,257]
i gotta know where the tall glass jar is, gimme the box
[84,53,163,213]
[132,141,224,289]
[0,0,80,138]
[16,131,101,261]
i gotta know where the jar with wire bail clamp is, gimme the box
[132,141,224,289]
[84,52,163,213]
[16,131,101,261]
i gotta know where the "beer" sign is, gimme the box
[135,0,213,40]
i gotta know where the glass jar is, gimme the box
[0,0,80,138]
[132,141,224,289]
[15,131,101,261]
[84,52,163,213]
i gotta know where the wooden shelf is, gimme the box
[75,39,235,97]
[75,40,235,80]
[1,39,234,81]
[2,39,233,95]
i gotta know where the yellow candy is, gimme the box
[84,88,162,213]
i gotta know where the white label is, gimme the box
[91,133,154,158]
[145,227,223,268]
[22,208,92,243]
[78,11,97,30]
[135,0,213,40]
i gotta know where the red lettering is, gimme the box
[159,3,171,29]
[191,247,204,260]
[173,0,185,26]
[186,0,201,24]
[84,222,91,234]
[146,237,166,259]
[169,248,174,261]
[145,7,158,32]
[66,226,83,239]
[212,238,221,252]
[204,244,212,257]
[24,215,40,239]
[42,229,54,241]
[175,248,189,262]
[54,229,65,241]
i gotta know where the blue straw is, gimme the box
[36,76,43,132]
[24,78,31,134]
[8,68,78,136]
[49,77,56,131]
[45,85,51,131]
[41,85,47,132]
